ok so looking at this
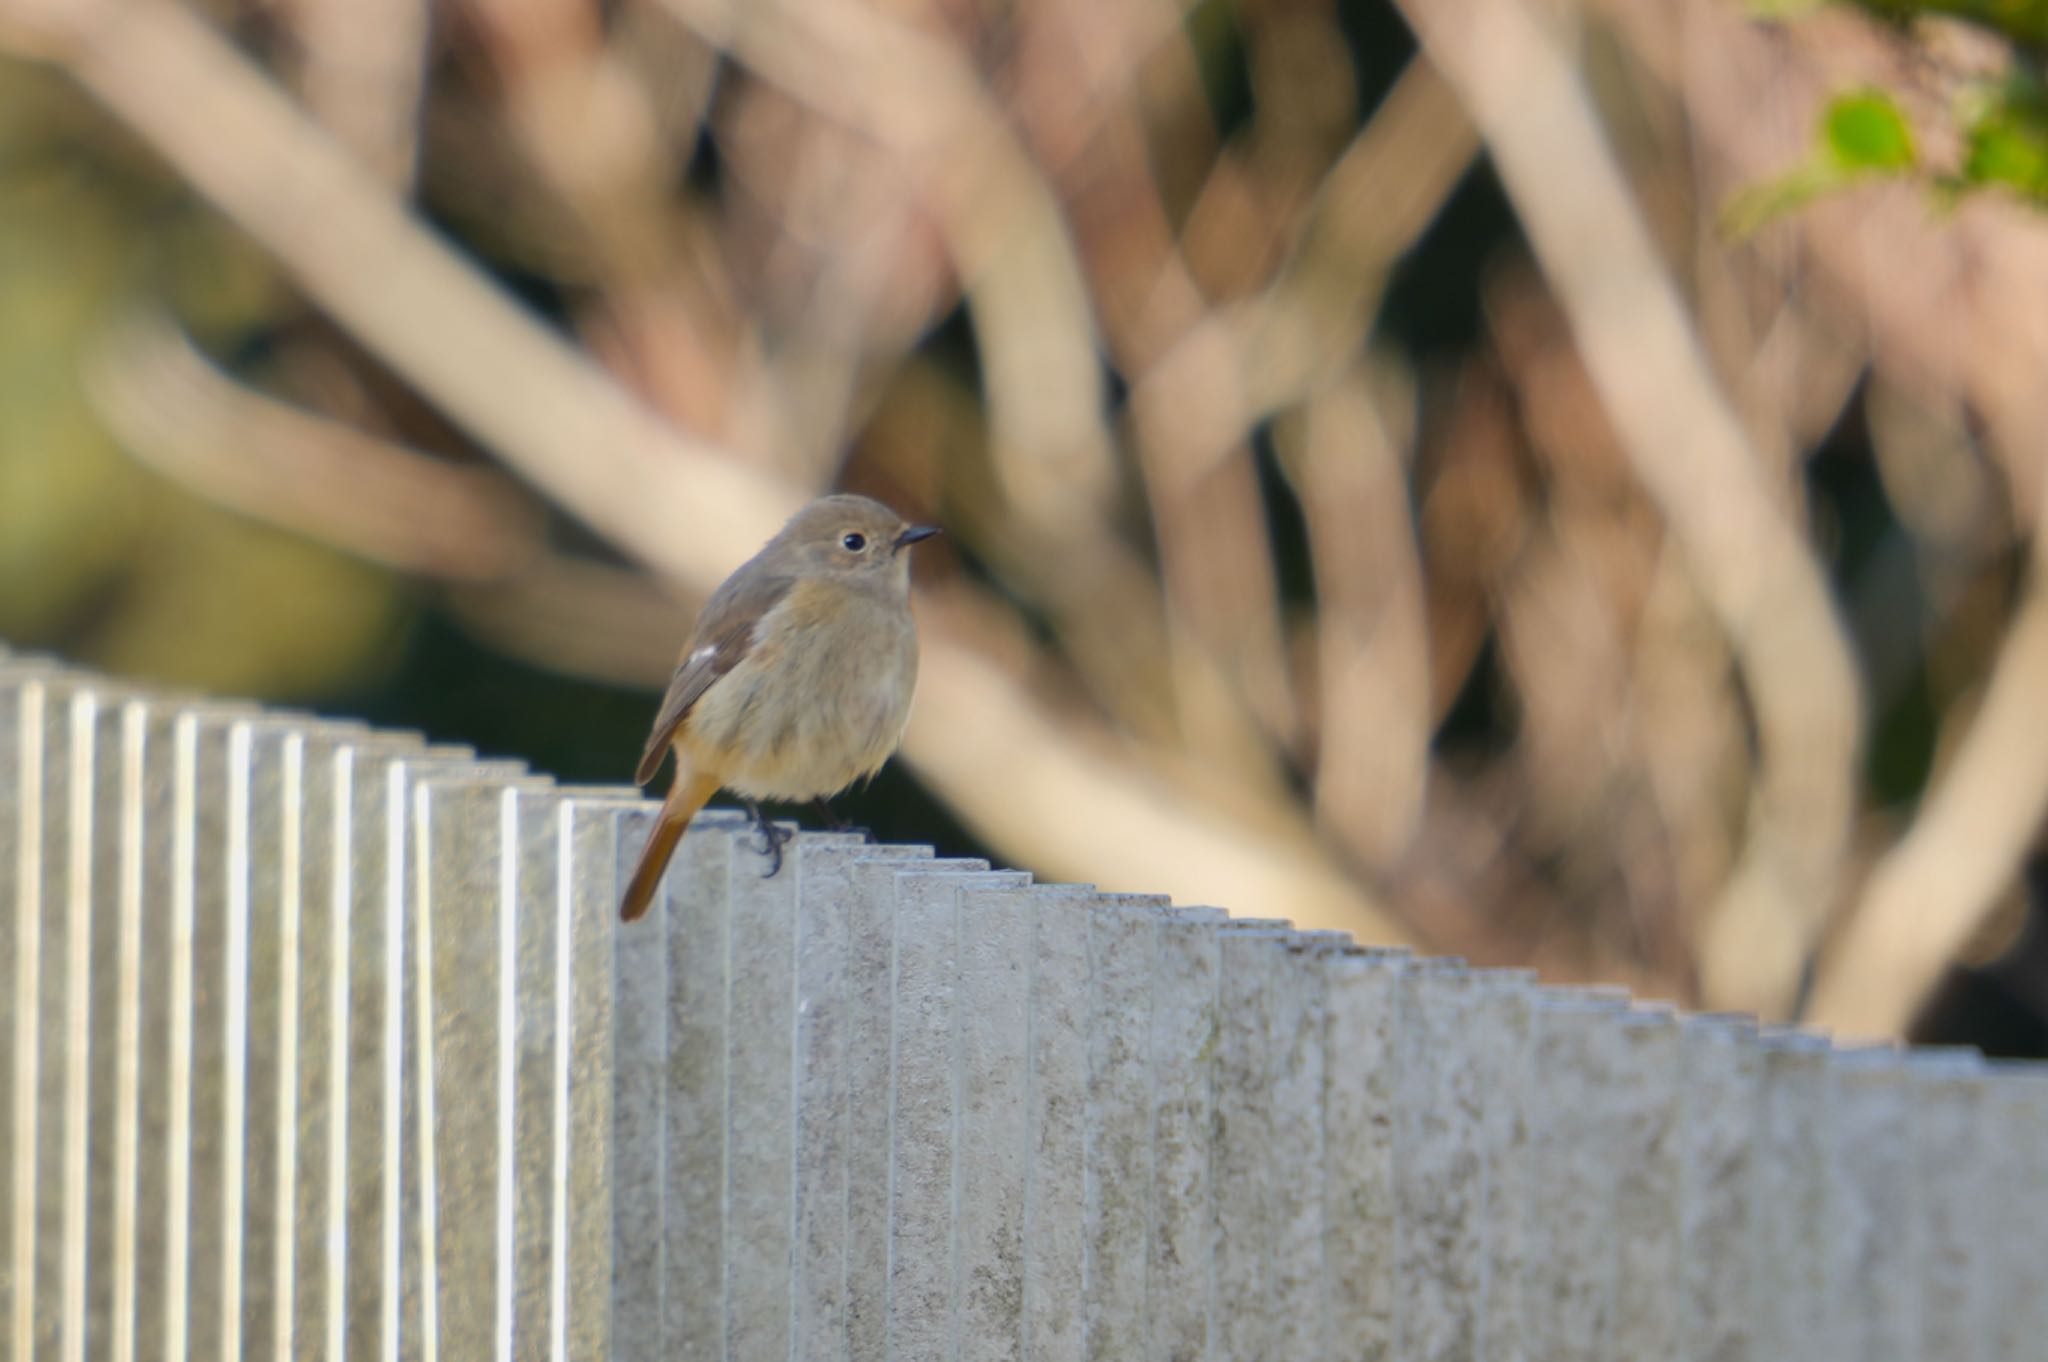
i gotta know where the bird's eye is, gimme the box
[841,532,867,552]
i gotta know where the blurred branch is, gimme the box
[462,0,703,284]
[1412,357,1529,728]
[1239,57,1479,415]
[736,158,931,479]
[650,0,1120,526]
[1276,364,1433,873]
[1810,488,2048,1037]
[459,0,753,456]
[1113,54,1475,772]
[88,310,548,582]
[907,591,1395,940]
[445,554,697,688]
[1005,0,1303,768]
[277,0,430,186]
[1630,546,1747,967]
[2,0,1407,943]
[1130,56,1476,483]
[3,0,787,583]
[1391,0,1865,1016]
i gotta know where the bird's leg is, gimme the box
[813,795,872,841]
[739,796,793,877]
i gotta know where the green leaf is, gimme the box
[1823,90,1918,171]
[1965,120,2048,194]
[1723,88,1922,237]
[1958,77,2048,201]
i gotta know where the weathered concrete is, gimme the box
[726,828,866,1362]
[1270,932,1346,1362]
[227,717,314,1362]
[5,664,2048,1362]
[1608,1007,1681,1362]
[8,668,138,1362]
[411,774,557,1362]
[500,781,621,1362]
[833,854,982,1361]
[560,792,652,1362]
[1022,885,1094,1362]
[395,758,530,1362]
[143,696,288,1362]
[80,692,145,1362]
[1752,1029,1836,1362]
[1982,1064,2048,1362]
[1829,1046,1914,1362]
[1146,906,1226,1362]
[655,811,739,1360]
[793,839,933,1362]
[1521,991,1628,1362]
[1321,949,1407,1362]
[1908,1049,1986,1362]
[891,863,1032,1362]
[341,743,525,1362]
[1084,892,1168,1362]
[1211,924,1292,1362]
[1674,1014,1759,1362]
[0,661,26,1361]
[287,728,419,1362]
[1394,959,1489,1362]
[1474,969,1535,1362]
[952,877,1038,1362]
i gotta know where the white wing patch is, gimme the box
[686,645,717,669]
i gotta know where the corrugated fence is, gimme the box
[4,652,2046,1361]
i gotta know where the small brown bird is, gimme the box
[618,494,938,921]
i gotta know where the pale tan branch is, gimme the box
[904,600,1397,934]
[1389,0,1864,1017]
[1004,0,1303,763]
[277,0,430,186]
[1277,365,1433,872]
[1129,55,1477,486]
[651,0,1119,527]
[28,0,792,584]
[1810,500,2048,1038]
[464,0,699,280]
[445,554,697,688]
[1115,54,1475,768]
[1238,57,1479,417]
[88,311,547,583]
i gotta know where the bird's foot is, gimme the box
[740,797,793,877]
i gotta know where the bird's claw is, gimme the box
[757,821,792,877]
[741,798,793,878]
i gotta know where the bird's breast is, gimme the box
[681,580,918,801]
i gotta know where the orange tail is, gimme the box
[619,765,721,922]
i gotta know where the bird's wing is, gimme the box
[633,568,795,786]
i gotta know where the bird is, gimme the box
[618,493,938,921]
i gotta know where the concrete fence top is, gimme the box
[3,649,2046,1362]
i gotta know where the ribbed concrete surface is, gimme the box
[4,654,2046,1361]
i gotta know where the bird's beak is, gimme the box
[893,524,941,551]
